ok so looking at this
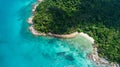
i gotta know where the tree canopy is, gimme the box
[33,0,120,63]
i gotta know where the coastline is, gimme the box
[28,0,119,67]
[29,25,119,67]
[88,46,119,67]
[28,19,119,67]
[29,25,79,38]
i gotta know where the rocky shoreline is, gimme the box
[27,0,119,67]
[88,45,119,67]
[29,25,79,38]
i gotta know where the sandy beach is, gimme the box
[29,24,119,67]
[29,25,79,38]
[27,0,119,67]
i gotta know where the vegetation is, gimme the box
[33,0,120,63]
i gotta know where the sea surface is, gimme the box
[0,0,97,67]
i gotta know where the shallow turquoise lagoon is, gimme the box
[0,0,96,67]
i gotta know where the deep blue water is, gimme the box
[0,0,97,67]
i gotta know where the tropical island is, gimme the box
[28,0,120,65]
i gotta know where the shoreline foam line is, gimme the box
[27,0,119,67]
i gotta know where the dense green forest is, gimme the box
[33,0,120,63]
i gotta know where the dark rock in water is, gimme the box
[56,52,74,61]
[65,54,74,61]
[42,52,52,59]
[56,52,66,56]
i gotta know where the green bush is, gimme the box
[33,0,120,63]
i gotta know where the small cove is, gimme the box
[0,0,98,67]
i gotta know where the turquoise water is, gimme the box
[0,0,96,67]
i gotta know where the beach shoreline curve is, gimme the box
[27,0,119,67]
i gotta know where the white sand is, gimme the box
[29,25,79,38]
[27,0,119,67]
[79,32,94,44]
[28,16,34,24]
[29,25,46,36]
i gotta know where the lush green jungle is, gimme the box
[33,0,120,63]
